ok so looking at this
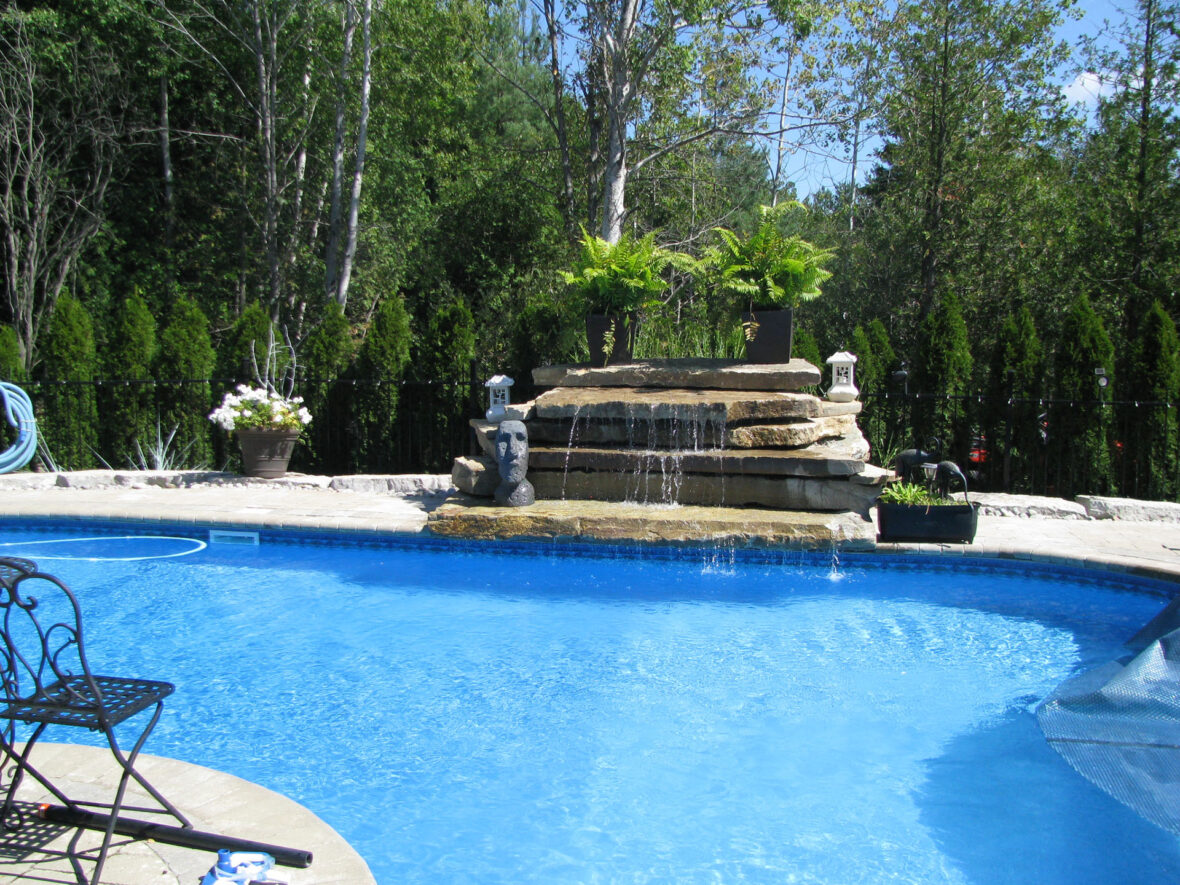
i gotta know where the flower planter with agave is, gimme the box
[706,203,834,365]
[209,385,312,478]
[561,229,690,368]
[875,482,979,544]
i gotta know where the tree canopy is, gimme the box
[0,0,1177,496]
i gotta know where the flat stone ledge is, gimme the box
[1077,495,1180,522]
[428,497,875,549]
[527,445,866,477]
[533,387,821,422]
[328,474,454,496]
[0,470,454,496]
[532,359,822,391]
[965,492,1089,519]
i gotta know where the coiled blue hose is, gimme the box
[0,381,37,473]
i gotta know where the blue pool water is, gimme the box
[0,524,1177,884]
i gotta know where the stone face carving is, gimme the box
[494,420,535,507]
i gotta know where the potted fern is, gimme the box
[705,203,834,364]
[561,229,689,367]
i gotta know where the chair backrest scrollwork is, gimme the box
[0,557,104,739]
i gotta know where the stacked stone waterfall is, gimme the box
[452,359,888,516]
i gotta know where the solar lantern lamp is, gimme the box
[825,351,859,403]
[485,375,514,422]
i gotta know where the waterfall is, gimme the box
[560,404,583,501]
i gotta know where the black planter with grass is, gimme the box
[876,463,979,543]
[586,313,637,368]
[876,500,979,543]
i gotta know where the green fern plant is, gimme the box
[560,229,691,315]
[705,203,834,312]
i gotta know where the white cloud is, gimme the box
[1064,70,1116,107]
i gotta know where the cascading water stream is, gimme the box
[560,404,583,501]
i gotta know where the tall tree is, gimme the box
[1052,293,1116,496]
[155,294,216,467]
[986,305,1043,491]
[1127,300,1180,500]
[323,0,373,311]
[102,290,158,465]
[0,9,127,372]
[912,290,973,461]
[865,0,1073,331]
[37,295,99,469]
[543,0,821,243]
[1073,0,1180,343]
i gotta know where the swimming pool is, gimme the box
[0,522,1176,884]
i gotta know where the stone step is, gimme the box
[527,445,866,477]
[532,358,822,391]
[529,465,888,514]
[428,497,876,549]
[518,411,860,451]
[532,387,821,423]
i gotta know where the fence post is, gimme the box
[1003,369,1014,493]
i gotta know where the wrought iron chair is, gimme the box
[0,556,191,884]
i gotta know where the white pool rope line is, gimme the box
[0,535,208,562]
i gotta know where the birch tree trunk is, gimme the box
[160,74,175,245]
[597,0,639,243]
[251,0,283,311]
[325,0,357,303]
[335,0,372,308]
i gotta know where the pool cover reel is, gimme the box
[1037,595,1180,835]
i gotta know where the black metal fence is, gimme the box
[858,390,1180,501]
[4,376,1177,502]
[6,375,493,477]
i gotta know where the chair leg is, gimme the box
[2,705,192,885]
[102,701,191,828]
[76,702,190,885]
[0,722,75,830]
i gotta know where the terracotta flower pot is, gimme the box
[236,428,301,478]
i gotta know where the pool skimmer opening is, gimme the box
[209,530,260,546]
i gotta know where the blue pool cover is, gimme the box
[1038,596,1180,835]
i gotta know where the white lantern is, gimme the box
[825,352,858,403]
[485,375,515,422]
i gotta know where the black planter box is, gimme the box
[876,502,979,544]
[586,313,637,367]
[741,308,793,364]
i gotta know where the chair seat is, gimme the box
[0,676,175,730]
